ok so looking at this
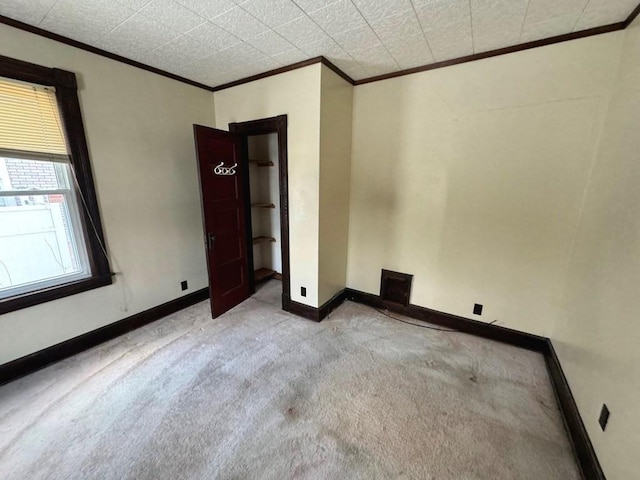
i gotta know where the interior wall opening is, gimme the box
[247,133,282,285]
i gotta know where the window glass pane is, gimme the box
[0,156,69,191]
[0,156,89,298]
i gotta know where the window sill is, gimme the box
[0,274,113,315]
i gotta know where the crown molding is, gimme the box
[2,2,640,93]
[0,14,215,92]
[210,56,354,92]
[353,22,626,86]
[625,2,640,27]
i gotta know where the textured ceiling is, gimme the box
[1,0,638,88]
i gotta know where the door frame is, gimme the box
[229,115,291,311]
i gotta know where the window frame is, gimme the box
[0,54,111,314]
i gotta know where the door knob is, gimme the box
[207,232,216,250]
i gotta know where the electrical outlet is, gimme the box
[473,303,483,315]
[181,280,188,291]
[599,404,610,431]
[301,286,306,297]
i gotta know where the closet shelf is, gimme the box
[251,202,276,209]
[249,159,274,167]
[255,268,276,283]
[252,236,276,245]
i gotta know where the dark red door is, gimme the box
[194,125,249,318]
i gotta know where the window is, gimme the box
[0,56,111,314]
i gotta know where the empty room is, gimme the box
[0,0,638,478]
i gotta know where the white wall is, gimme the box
[0,23,215,364]
[214,65,322,307]
[318,65,353,305]
[553,19,640,480]
[347,32,624,336]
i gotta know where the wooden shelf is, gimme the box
[255,268,276,283]
[249,159,274,167]
[251,202,275,209]
[252,236,276,245]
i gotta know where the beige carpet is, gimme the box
[0,280,580,479]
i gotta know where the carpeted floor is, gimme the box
[0,280,580,480]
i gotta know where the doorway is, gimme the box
[231,115,290,307]
[194,115,290,318]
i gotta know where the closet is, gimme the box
[247,133,281,284]
[195,115,289,318]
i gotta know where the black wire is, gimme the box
[372,307,497,333]
[373,307,459,332]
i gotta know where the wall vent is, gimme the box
[380,270,413,307]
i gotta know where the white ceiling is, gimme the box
[1,0,638,87]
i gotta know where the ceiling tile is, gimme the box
[428,27,474,62]
[293,0,340,13]
[181,57,220,79]
[524,0,588,25]
[346,65,370,80]
[206,42,265,67]
[140,0,206,32]
[385,34,434,69]
[239,0,304,28]
[172,0,237,19]
[415,0,473,61]
[351,0,414,23]
[115,0,153,10]
[470,0,528,53]
[143,51,194,74]
[370,10,425,45]
[414,0,472,34]
[96,13,182,57]
[0,0,58,25]
[521,14,580,43]
[470,0,528,37]
[245,30,295,56]
[328,57,367,78]
[363,63,398,77]
[275,14,329,46]
[186,21,240,51]
[349,42,397,70]
[207,70,238,86]
[473,29,521,53]
[299,37,352,62]
[243,57,283,75]
[150,33,210,62]
[210,6,269,40]
[307,0,368,36]
[575,0,639,31]
[270,48,308,66]
[332,24,382,53]
[39,0,135,44]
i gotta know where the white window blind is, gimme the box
[0,77,69,161]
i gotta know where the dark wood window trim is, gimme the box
[0,54,112,315]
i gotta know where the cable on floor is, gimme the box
[372,307,496,333]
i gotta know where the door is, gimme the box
[194,125,250,317]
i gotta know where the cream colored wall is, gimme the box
[2,21,637,476]
[0,24,215,364]
[213,65,322,307]
[347,32,624,336]
[552,20,640,480]
[318,66,353,305]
